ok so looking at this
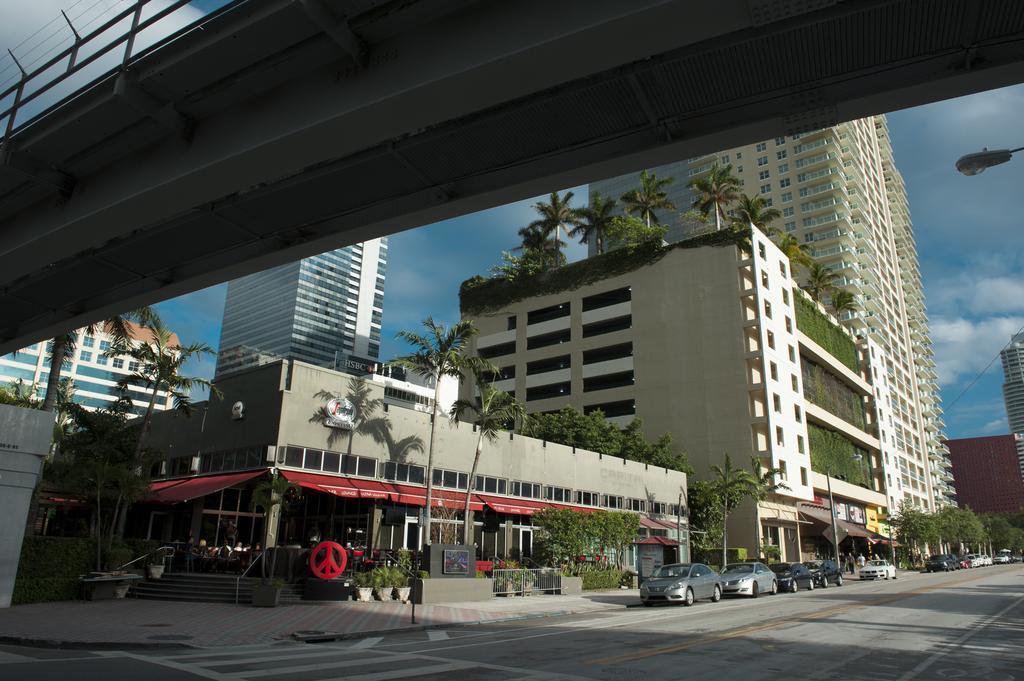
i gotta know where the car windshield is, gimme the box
[803,561,822,569]
[769,564,792,574]
[652,564,690,578]
[928,555,945,561]
[722,564,754,574]
[866,560,886,567]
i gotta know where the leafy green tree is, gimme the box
[602,216,668,251]
[621,170,676,229]
[803,263,838,303]
[709,453,757,569]
[522,191,586,268]
[891,504,938,564]
[392,318,493,546]
[775,233,813,271]
[688,163,741,231]
[570,191,617,255]
[981,514,1015,552]
[617,418,692,474]
[687,480,724,558]
[588,511,640,569]
[515,225,565,272]
[450,373,527,544]
[0,379,41,408]
[532,508,590,567]
[750,457,788,559]
[830,290,858,317]
[492,248,552,282]
[937,506,986,554]
[732,194,781,234]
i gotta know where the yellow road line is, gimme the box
[589,572,995,666]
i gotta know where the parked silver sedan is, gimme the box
[720,562,778,597]
[640,563,722,606]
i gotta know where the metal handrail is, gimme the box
[0,0,247,141]
[234,550,264,604]
[115,544,174,571]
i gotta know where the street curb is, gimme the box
[0,635,196,651]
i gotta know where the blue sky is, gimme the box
[3,3,1022,439]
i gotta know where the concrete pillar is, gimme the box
[0,404,54,608]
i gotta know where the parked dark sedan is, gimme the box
[769,562,815,592]
[802,559,844,587]
[925,554,958,572]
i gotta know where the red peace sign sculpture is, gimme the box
[309,541,348,580]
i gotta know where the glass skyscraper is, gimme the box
[215,238,387,378]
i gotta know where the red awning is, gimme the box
[149,470,267,504]
[390,484,484,511]
[347,477,395,500]
[280,470,361,497]
[635,537,680,546]
[478,494,548,515]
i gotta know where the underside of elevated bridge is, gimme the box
[1,0,1023,352]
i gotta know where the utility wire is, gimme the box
[944,323,1024,413]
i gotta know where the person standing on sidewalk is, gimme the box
[857,553,866,572]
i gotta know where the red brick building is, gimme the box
[945,434,1024,514]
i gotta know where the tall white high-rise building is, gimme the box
[216,239,387,378]
[590,115,952,510]
[0,323,177,415]
[1001,331,1024,475]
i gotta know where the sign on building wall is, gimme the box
[323,398,355,429]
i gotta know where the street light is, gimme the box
[825,452,863,571]
[955,146,1023,175]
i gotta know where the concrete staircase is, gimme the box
[129,572,304,605]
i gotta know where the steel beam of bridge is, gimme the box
[1,0,1023,352]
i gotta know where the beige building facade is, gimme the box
[462,229,892,561]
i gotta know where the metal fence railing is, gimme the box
[491,568,562,596]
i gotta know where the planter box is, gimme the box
[560,576,583,595]
[412,577,493,604]
[252,585,281,607]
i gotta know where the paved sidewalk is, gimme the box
[0,590,636,648]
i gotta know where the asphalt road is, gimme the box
[2,566,1022,681]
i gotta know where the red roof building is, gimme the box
[944,434,1024,514]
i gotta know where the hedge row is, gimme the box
[794,294,859,372]
[460,226,751,316]
[579,569,626,591]
[12,536,161,605]
[807,423,870,487]
[801,358,867,430]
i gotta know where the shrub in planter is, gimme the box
[252,578,285,608]
[579,568,625,591]
[13,536,95,605]
[353,571,374,602]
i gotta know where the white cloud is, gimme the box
[980,417,1008,434]
[928,271,1024,316]
[931,315,1024,386]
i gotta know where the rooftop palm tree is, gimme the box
[709,453,757,570]
[392,318,494,547]
[830,290,859,317]
[620,170,676,229]
[569,191,617,255]
[450,374,527,544]
[732,194,781,234]
[750,457,789,560]
[689,163,741,231]
[523,191,586,269]
[804,263,839,302]
[775,233,813,271]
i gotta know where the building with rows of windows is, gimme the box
[138,358,687,566]
[215,238,387,379]
[589,116,952,511]
[0,322,177,415]
[461,227,896,562]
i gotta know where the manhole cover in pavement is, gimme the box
[147,634,194,641]
[140,623,172,628]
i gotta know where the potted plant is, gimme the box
[146,550,167,579]
[252,578,285,607]
[353,571,374,602]
[389,567,409,602]
[371,567,390,601]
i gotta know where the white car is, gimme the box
[994,553,1011,564]
[967,554,984,568]
[979,554,993,566]
[859,559,897,580]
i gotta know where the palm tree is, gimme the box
[775,233,813,271]
[569,191,617,255]
[732,194,781,234]
[709,453,757,570]
[830,290,858,317]
[41,308,159,413]
[449,374,527,544]
[620,170,676,229]
[689,163,741,231]
[523,191,586,268]
[750,457,789,560]
[250,474,300,579]
[515,224,563,271]
[804,263,839,302]
[111,317,221,467]
[391,318,494,547]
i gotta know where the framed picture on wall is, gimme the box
[443,549,470,575]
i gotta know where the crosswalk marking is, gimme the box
[426,629,450,641]
[349,636,383,649]
[319,660,476,681]
[227,651,398,678]
[200,646,381,667]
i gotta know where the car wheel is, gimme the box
[751,582,760,599]
[836,574,843,587]
[820,575,828,589]
[807,578,815,591]
[790,580,798,593]
[683,588,695,607]
[712,585,721,603]
[770,580,778,595]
